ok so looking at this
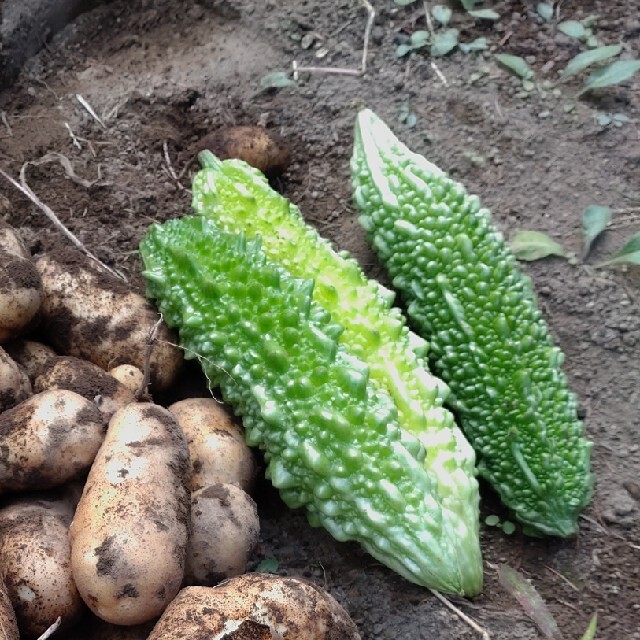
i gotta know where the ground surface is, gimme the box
[1,0,639,638]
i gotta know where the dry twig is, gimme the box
[429,589,491,639]
[36,617,61,640]
[0,164,124,281]
[292,0,375,78]
[136,317,164,401]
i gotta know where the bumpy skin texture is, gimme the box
[192,152,481,584]
[140,216,482,595]
[351,108,594,537]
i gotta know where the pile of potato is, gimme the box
[0,221,360,640]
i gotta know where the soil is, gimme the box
[1,0,639,638]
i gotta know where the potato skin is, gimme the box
[168,397,256,492]
[185,483,259,586]
[69,402,190,625]
[0,496,84,639]
[0,575,19,640]
[35,248,183,392]
[0,223,43,343]
[34,355,135,421]
[0,346,31,412]
[4,339,57,382]
[193,126,291,177]
[109,364,144,395]
[148,576,361,640]
[0,389,105,493]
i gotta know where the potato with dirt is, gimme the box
[0,345,31,412]
[69,402,190,625]
[0,575,19,640]
[4,338,57,382]
[109,363,144,395]
[193,125,291,177]
[34,355,135,421]
[35,247,183,392]
[0,494,85,639]
[168,397,256,492]
[185,482,259,586]
[148,574,361,639]
[0,388,105,493]
[0,221,43,343]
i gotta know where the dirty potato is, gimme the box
[34,355,136,421]
[0,575,19,640]
[69,403,190,625]
[108,364,144,395]
[0,495,85,639]
[0,389,105,493]
[4,339,57,382]
[168,397,256,492]
[193,125,291,177]
[35,247,183,392]
[0,345,32,412]
[186,482,259,586]
[0,222,43,343]
[148,575,361,640]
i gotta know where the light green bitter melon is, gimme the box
[191,152,481,579]
[140,215,482,595]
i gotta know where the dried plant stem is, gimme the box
[0,165,125,281]
[36,617,61,640]
[429,589,491,640]
[292,0,375,77]
[136,317,163,401]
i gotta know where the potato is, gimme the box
[193,125,291,177]
[70,402,190,625]
[4,339,57,382]
[35,248,183,392]
[0,223,43,343]
[148,575,361,640]
[168,397,256,492]
[109,364,144,395]
[186,483,259,586]
[34,355,136,421]
[0,389,105,493]
[0,495,85,639]
[0,345,32,412]
[0,575,19,640]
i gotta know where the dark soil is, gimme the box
[1,1,639,638]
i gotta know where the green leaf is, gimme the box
[259,71,295,90]
[580,613,598,640]
[578,60,640,96]
[468,8,500,20]
[411,30,430,48]
[582,205,611,259]
[255,558,279,573]
[431,28,459,57]
[395,43,414,58]
[431,4,452,25]
[501,521,516,535]
[460,0,478,9]
[598,232,640,267]
[510,230,570,261]
[495,54,534,79]
[459,37,488,53]
[395,0,418,5]
[536,3,554,21]
[485,515,500,526]
[498,565,561,640]
[558,20,587,39]
[560,45,623,80]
